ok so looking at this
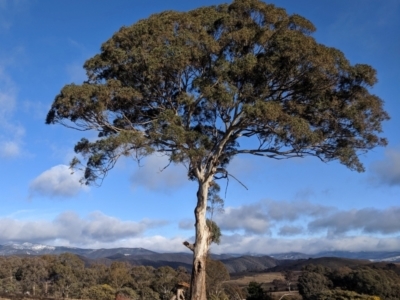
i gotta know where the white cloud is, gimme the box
[265,199,333,221]
[29,164,88,198]
[98,235,188,253]
[213,200,334,235]
[215,203,271,234]
[308,207,400,235]
[0,140,20,157]
[0,211,169,247]
[211,199,400,238]
[371,148,400,187]
[213,234,400,255]
[2,204,400,254]
[278,225,304,236]
[0,67,24,158]
[130,154,189,193]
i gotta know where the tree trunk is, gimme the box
[188,179,211,300]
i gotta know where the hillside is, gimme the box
[269,256,371,272]
[221,255,278,273]
[2,242,400,274]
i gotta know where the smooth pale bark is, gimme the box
[186,177,211,300]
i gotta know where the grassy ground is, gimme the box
[229,272,286,286]
[228,271,302,300]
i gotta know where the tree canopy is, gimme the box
[298,264,400,300]
[46,0,389,299]
[46,0,388,184]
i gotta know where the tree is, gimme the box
[282,270,295,292]
[46,0,389,299]
[223,283,245,300]
[298,271,331,300]
[81,284,116,300]
[107,261,133,290]
[246,281,271,300]
[50,253,85,298]
[18,257,49,296]
[131,266,156,298]
[151,266,177,300]
[0,256,22,294]
[311,290,381,300]
[206,258,230,299]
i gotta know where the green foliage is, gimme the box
[206,181,223,245]
[0,256,22,294]
[207,181,224,220]
[206,258,230,299]
[206,219,222,244]
[298,264,400,300]
[282,270,295,291]
[297,271,332,300]
[223,283,245,300]
[246,281,271,300]
[50,253,85,298]
[108,261,133,289]
[344,267,399,300]
[151,266,177,300]
[117,287,139,300]
[82,284,116,300]
[46,0,389,186]
[314,289,381,300]
[18,257,49,296]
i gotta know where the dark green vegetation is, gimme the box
[46,0,389,298]
[298,263,400,300]
[1,253,400,300]
[0,254,231,300]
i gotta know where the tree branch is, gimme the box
[183,241,195,252]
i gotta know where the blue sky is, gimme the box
[0,0,399,254]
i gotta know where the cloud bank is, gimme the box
[2,201,400,254]
[214,234,400,255]
[214,200,400,238]
[0,211,168,246]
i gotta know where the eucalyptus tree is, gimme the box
[50,253,85,298]
[19,257,49,296]
[46,0,389,299]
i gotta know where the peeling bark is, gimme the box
[189,177,211,300]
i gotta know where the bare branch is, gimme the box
[183,241,195,252]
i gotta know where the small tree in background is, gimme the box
[282,270,295,292]
[46,0,389,298]
[247,281,271,300]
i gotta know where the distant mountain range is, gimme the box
[269,250,400,262]
[1,242,399,274]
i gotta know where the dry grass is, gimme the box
[271,291,302,300]
[228,272,285,286]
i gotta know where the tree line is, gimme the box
[298,263,400,300]
[0,253,239,300]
